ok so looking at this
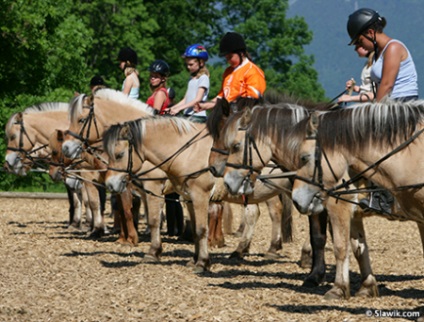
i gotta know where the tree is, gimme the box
[219,0,326,100]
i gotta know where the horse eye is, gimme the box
[10,134,16,141]
[300,154,310,165]
[232,143,241,153]
[78,118,86,124]
[116,152,124,160]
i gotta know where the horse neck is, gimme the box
[141,122,212,175]
[25,112,69,145]
[95,99,152,130]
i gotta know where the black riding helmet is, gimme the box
[118,47,138,66]
[219,32,246,57]
[148,59,170,76]
[347,8,385,45]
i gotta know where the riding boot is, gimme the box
[359,189,394,214]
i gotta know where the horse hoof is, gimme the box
[324,287,349,300]
[229,251,244,260]
[299,250,313,269]
[264,252,282,260]
[143,254,159,263]
[186,260,196,268]
[88,229,104,239]
[193,266,207,274]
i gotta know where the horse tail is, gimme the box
[280,193,293,243]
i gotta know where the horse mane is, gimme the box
[222,103,310,153]
[94,88,154,115]
[69,89,155,124]
[206,90,330,140]
[104,116,200,158]
[312,100,424,154]
[24,102,69,114]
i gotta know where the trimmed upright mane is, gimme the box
[315,100,424,154]
[24,102,69,114]
[69,88,155,124]
[104,116,200,158]
[206,90,330,140]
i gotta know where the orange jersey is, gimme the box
[217,59,266,103]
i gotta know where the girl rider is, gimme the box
[117,47,140,100]
[168,44,210,123]
[195,32,266,112]
[347,8,418,102]
[146,59,171,115]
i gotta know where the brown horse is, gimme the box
[206,97,329,287]
[62,89,288,262]
[102,117,298,271]
[4,102,85,227]
[61,89,164,250]
[49,129,107,236]
[290,99,424,299]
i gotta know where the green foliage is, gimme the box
[0,0,326,191]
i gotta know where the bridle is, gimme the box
[65,97,102,153]
[107,121,212,186]
[7,118,49,168]
[295,114,424,220]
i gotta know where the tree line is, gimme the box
[0,0,326,191]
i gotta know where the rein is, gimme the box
[295,121,424,218]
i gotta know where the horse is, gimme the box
[4,102,88,228]
[49,129,108,236]
[102,116,299,271]
[206,96,331,287]
[62,89,289,262]
[61,89,162,249]
[290,99,424,299]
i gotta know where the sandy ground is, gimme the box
[0,196,423,322]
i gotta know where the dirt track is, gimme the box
[0,196,423,321]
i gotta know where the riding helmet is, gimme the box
[148,59,170,76]
[219,32,246,57]
[182,44,209,61]
[347,8,384,45]
[90,75,105,87]
[118,47,138,65]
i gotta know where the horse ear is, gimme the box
[307,112,320,137]
[221,98,230,117]
[15,112,23,123]
[240,107,252,128]
[56,129,64,142]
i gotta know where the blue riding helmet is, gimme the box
[182,44,209,61]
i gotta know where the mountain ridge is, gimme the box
[288,0,424,99]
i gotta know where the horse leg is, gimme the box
[69,190,83,229]
[81,184,93,231]
[230,204,260,259]
[86,182,108,239]
[350,212,378,297]
[143,181,165,262]
[234,204,246,237]
[280,193,293,243]
[222,201,233,235]
[264,196,283,259]
[302,210,327,287]
[208,202,218,248]
[208,202,225,248]
[323,198,353,300]
[65,185,75,226]
[186,189,210,272]
[131,194,141,232]
[215,202,225,248]
[115,190,138,246]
